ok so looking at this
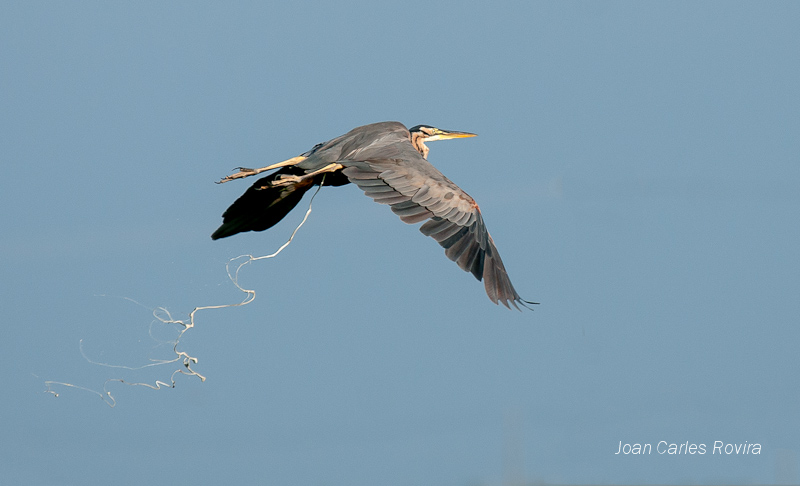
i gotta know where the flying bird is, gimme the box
[212,121,535,309]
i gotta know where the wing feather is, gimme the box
[364,184,398,194]
[457,240,481,278]
[399,210,434,224]
[391,204,432,218]
[411,185,431,202]
[372,194,412,205]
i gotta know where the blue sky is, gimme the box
[2,2,799,484]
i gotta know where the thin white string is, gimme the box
[44,180,326,407]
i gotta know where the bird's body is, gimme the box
[212,121,534,309]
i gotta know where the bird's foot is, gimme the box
[256,174,301,190]
[216,167,258,184]
[215,156,309,184]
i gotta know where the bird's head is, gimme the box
[409,124,476,159]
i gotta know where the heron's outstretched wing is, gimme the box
[341,158,530,310]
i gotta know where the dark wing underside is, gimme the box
[341,158,529,310]
[211,168,315,240]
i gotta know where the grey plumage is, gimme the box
[213,121,535,310]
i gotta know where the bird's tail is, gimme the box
[211,168,315,240]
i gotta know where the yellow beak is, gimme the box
[426,129,477,141]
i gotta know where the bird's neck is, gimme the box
[411,132,430,160]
